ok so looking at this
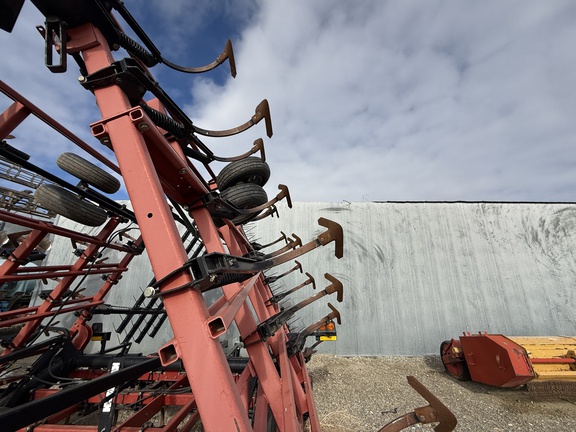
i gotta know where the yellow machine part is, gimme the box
[508,336,576,381]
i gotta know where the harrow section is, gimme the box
[0,1,344,430]
[0,2,458,431]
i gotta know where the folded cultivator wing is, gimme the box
[0,2,460,431]
[0,1,345,430]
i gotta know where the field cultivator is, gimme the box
[0,1,456,431]
[441,332,576,395]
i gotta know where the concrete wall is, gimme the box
[247,202,576,355]
[42,202,576,356]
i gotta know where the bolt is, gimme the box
[100,137,110,145]
[77,75,86,83]
[179,168,187,175]
[418,415,426,422]
[138,122,150,131]
[143,287,157,298]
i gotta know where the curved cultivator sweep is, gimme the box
[0,1,456,431]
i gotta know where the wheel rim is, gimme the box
[440,340,468,380]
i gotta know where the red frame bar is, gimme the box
[0,6,325,428]
[75,23,252,431]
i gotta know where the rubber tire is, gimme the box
[217,157,270,190]
[220,183,268,209]
[440,340,471,381]
[57,152,120,194]
[35,184,108,227]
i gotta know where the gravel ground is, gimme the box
[307,354,576,432]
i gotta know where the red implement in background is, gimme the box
[441,332,576,388]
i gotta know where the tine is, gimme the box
[324,273,344,303]
[193,99,272,138]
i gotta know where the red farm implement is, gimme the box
[441,332,576,392]
[0,1,456,431]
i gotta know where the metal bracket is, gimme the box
[79,58,149,105]
[41,17,67,73]
[145,218,342,297]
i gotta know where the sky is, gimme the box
[1,1,576,203]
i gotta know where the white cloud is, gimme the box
[187,0,576,202]
[1,1,575,204]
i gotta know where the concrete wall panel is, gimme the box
[42,202,576,356]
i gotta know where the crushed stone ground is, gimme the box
[308,354,576,432]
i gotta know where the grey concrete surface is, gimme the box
[248,201,576,355]
[40,201,576,356]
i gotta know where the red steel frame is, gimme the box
[0,13,332,432]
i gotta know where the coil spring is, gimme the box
[118,32,158,67]
[139,103,186,138]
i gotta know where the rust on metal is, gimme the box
[378,376,457,432]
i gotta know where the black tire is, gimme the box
[57,152,120,194]
[217,157,270,190]
[220,183,268,209]
[35,184,108,227]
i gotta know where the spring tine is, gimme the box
[259,232,288,250]
[324,273,344,302]
[211,138,266,163]
[327,302,341,325]
[300,303,342,338]
[268,272,315,305]
[265,260,302,285]
[265,218,344,267]
[161,39,236,77]
[229,185,293,223]
[291,274,343,312]
[263,235,300,259]
[251,205,279,221]
[193,99,272,138]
